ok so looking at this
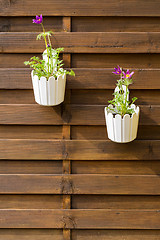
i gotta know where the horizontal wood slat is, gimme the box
[0,160,62,174]
[72,53,160,69]
[0,209,160,229]
[0,16,63,32]
[66,140,160,160]
[0,140,64,160]
[1,68,160,90]
[1,32,160,53]
[1,174,160,195]
[0,125,63,139]
[2,53,160,69]
[0,140,159,160]
[1,1,160,16]
[0,229,63,240]
[72,195,160,209]
[72,229,160,240]
[72,17,160,32]
[72,160,160,175]
[0,195,62,209]
[68,69,160,89]
[0,104,62,125]
[68,105,160,126]
[71,90,160,105]
[71,125,160,140]
[0,104,159,125]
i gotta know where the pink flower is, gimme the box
[123,69,134,78]
[112,65,122,75]
[32,14,43,24]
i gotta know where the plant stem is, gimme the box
[41,23,50,74]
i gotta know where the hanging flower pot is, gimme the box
[104,66,140,143]
[24,14,75,106]
[31,70,66,106]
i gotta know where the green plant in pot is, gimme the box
[104,66,140,143]
[24,14,75,106]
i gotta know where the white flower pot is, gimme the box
[104,104,140,143]
[31,70,66,106]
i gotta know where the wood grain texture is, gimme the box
[1,1,160,16]
[0,16,62,32]
[72,195,160,209]
[0,90,159,107]
[0,140,64,160]
[0,125,62,139]
[0,139,159,160]
[71,90,160,105]
[0,104,62,125]
[0,229,63,240]
[0,160,62,174]
[1,32,160,53]
[72,230,160,240]
[72,53,160,68]
[71,126,160,140]
[72,17,160,32]
[0,104,158,125]
[67,105,160,126]
[66,140,160,160]
[1,68,160,90]
[1,174,160,195]
[0,195,62,209]
[67,69,160,89]
[2,53,160,68]
[72,160,160,175]
[0,209,160,229]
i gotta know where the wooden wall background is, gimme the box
[0,0,160,239]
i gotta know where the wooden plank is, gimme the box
[0,104,63,125]
[1,32,160,53]
[72,53,160,68]
[72,229,160,240]
[0,54,41,68]
[0,229,63,240]
[72,195,160,209]
[0,90,35,104]
[0,195,62,209]
[72,16,160,32]
[0,16,62,32]
[0,209,160,229]
[0,160,62,174]
[1,68,160,90]
[0,140,159,160]
[2,53,160,69]
[0,68,32,89]
[1,0,160,16]
[0,174,64,194]
[62,17,72,239]
[66,140,160,160]
[70,175,160,195]
[1,174,160,195]
[0,140,64,160]
[72,160,160,175]
[71,90,160,105]
[68,105,160,126]
[0,125,62,139]
[71,126,160,140]
[68,69,160,89]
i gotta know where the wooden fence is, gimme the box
[0,0,160,239]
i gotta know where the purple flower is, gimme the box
[32,14,43,24]
[123,69,134,78]
[112,65,122,75]
[47,44,50,47]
